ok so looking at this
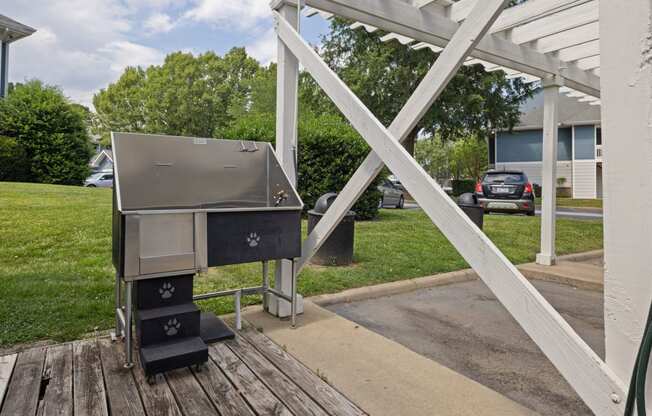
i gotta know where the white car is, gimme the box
[84,171,114,188]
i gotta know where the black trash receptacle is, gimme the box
[457,192,484,230]
[307,193,355,266]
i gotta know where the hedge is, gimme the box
[452,179,476,196]
[0,136,29,182]
[218,112,382,219]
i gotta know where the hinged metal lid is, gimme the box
[112,132,303,213]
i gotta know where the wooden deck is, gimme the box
[0,321,367,416]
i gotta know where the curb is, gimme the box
[311,268,478,307]
[554,249,603,262]
[556,206,603,213]
[310,249,604,307]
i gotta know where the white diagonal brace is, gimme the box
[274,12,626,416]
[299,0,510,273]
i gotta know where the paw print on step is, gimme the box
[164,318,181,336]
[246,232,261,248]
[159,282,175,300]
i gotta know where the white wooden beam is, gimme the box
[576,55,600,70]
[601,0,652,398]
[271,3,303,318]
[507,2,598,45]
[301,0,601,97]
[349,21,378,33]
[274,12,626,415]
[380,33,415,45]
[557,40,600,62]
[536,81,560,266]
[535,22,599,53]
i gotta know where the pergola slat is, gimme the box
[301,0,600,96]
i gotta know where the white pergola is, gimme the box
[268,0,652,414]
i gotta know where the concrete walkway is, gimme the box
[243,302,536,416]
[519,260,603,290]
[327,279,603,416]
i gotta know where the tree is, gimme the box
[306,19,534,153]
[93,48,260,142]
[415,136,452,181]
[0,80,92,185]
[449,135,488,181]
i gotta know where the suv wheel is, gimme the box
[396,196,404,209]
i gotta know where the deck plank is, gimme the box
[41,344,73,416]
[0,354,17,411]
[226,335,329,416]
[210,343,292,416]
[191,358,256,416]
[0,347,45,416]
[236,323,367,416]
[132,354,182,416]
[73,340,108,416]
[165,368,218,416]
[98,338,146,416]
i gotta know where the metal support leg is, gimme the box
[291,259,297,329]
[124,281,134,368]
[235,290,242,330]
[113,272,121,341]
[262,261,269,311]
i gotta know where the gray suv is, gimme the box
[476,170,535,216]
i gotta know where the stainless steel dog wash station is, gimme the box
[111,132,302,376]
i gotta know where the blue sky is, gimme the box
[4,0,330,108]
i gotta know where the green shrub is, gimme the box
[452,179,476,196]
[0,136,29,182]
[0,80,92,185]
[217,113,381,219]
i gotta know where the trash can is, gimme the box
[457,192,484,230]
[307,193,355,266]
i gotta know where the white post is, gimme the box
[269,0,304,318]
[601,0,652,396]
[536,79,560,266]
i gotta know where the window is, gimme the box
[596,128,602,145]
[102,174,113,180]
[483,173,527,184]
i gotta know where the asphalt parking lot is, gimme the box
[327,279,603,416]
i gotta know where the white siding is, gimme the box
[494,161,573,189]
[572,160,597,199]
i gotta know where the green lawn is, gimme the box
[0,182,603,346]
[537,197,603,209]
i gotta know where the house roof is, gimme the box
[90,149,113,167]
[515,88,601,130]
[0,14,36,43]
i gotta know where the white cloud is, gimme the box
[4,0,166,108]
[144,13,176,34]
[184,0,270,30]
[246,28,277,65]
[99,41,166,73]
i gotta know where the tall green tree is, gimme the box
[304,19,534,153]
[93,48,260,143]
[0,80,92,185]
[449,135,489,181]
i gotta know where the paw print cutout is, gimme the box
[159,282,175,299]
[164,318,180,336]
[246,232,261,248]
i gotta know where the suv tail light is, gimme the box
[523,182,533,195]
[475,182,484,195]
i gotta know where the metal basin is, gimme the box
[111,133,303,281]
